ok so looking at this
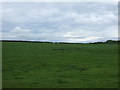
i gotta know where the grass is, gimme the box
[2,42,118,88]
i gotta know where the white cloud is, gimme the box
[2,25,118,43]
[10,26,31,34]
[2,26,31,39]
[66,36,104,42]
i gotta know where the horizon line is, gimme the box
[1,39,119,44]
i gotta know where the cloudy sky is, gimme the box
[2,2,118,43]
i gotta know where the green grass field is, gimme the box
[2,42,118,88]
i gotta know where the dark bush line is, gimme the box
[1,40,53,43]
[1,40,80,44]
[1,40,120,44]
[89,40,120,44]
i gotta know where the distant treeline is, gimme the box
[89,40,120,44]
[1,40,54,43]
[1,40,120,44]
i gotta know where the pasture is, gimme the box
[2,42,118,88]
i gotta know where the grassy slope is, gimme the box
[2,42,118,88]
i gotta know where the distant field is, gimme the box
[2,42,118,88]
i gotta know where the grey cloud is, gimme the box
[2,2,118,43]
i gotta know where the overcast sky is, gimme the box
[2,2,118,43]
